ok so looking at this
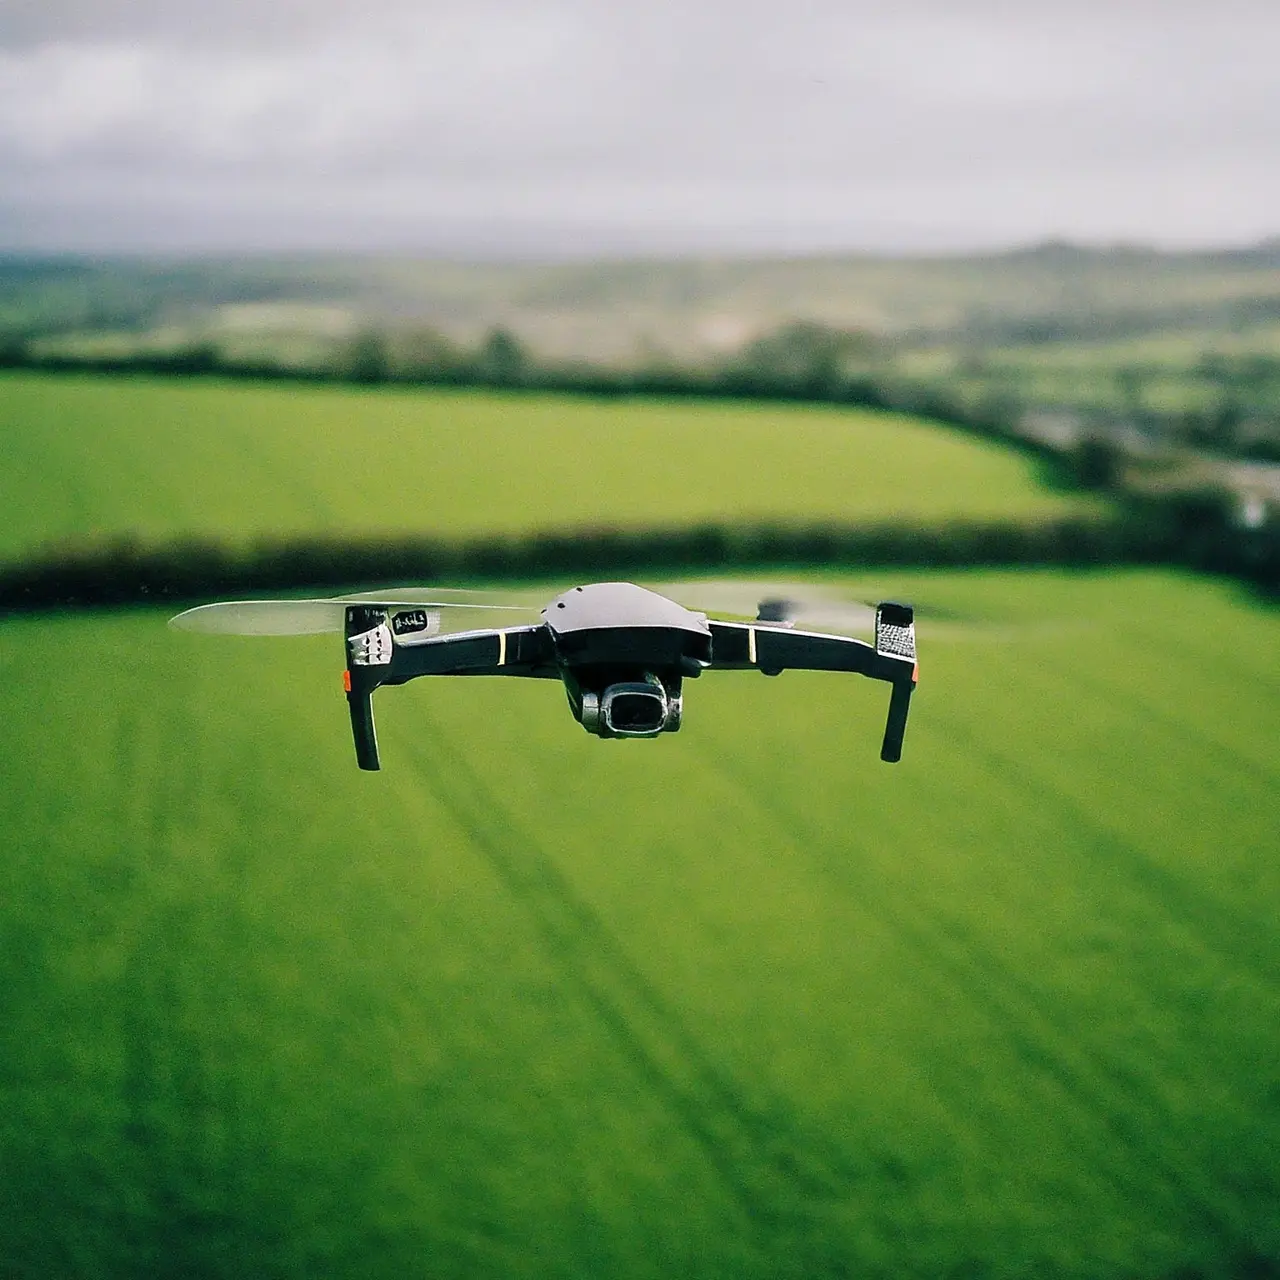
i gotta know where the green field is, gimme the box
[2,373,1275,1276]
[3,568,1278,1278]
[0,373,1101,563]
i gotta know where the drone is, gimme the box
[170,582,917,771]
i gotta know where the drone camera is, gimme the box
[602,683,668,736]
[575,674,682,738]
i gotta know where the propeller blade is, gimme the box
[652,579,876,634]
[169,596,537,637]
[334,586,546,608]
[654,578,1089,644]
[168,600,348,635]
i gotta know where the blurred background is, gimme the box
[2,3,1279,1277]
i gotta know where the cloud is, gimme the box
[0,12,593,168]
[2,0,1278,253]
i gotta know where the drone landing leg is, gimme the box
[880,679,914,764]
[345,679,381,771]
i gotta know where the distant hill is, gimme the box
[4,241,1280,362]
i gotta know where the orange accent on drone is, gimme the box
[342,670,352,692]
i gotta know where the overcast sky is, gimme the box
[1,0,1277,256]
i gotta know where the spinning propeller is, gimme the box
[169,592,537,637]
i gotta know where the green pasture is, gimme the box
[2,569,1278,1278]
[0,373,1100,562]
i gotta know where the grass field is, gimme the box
[2,568,1278,1279]
[0,373,1102,563]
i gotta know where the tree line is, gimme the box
[1,493,1274,617]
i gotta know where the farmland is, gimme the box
[0,372,1102,563]
[6,245,1280,364]
[2,567,1278,1278]
[896,325,1280,439]
[9,244,1280,464]
[1,373,1276,1277]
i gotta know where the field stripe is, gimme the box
[692,724,1265,1255]
[913,709,1280,1238]
[694,730,1183,1196]
[931,700,1278,994]
[387,713,886,1265]
[1051,657,1278,790]
[395,729,776,1234]
[102,665,298,1276]
[110,694,230,1272]
[1125,616,1280,691]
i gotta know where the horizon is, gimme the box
[4,232,1280,268]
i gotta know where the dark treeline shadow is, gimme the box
[2,500,1275,616]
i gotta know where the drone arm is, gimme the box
[706,622,905,680]
[707,602,917,762]
[342,614,558,771]
[381,625,558,683]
